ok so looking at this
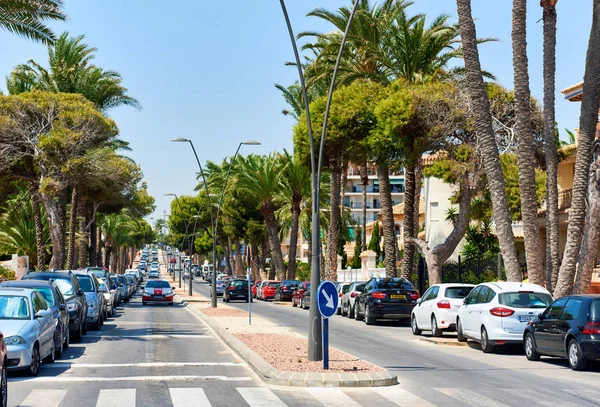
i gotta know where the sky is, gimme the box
[0,0,592,223]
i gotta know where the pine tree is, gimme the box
[351,227,362,269]
[368,222,381,260]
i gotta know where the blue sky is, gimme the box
[0,1,591,222]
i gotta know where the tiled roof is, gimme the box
[561,81,583,95]
[392,197,425,216]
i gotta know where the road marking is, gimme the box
[434,388,509,407]
[170,388,211,407]
[499,388,581,407]
[9,375,253,383]
[237,387,287,407]
[307,388,362,407]
[18,389,67,407]
[43,361,245,369]
[564,388,600,405]
[374,386,435,406]
[82,334,213,340]
[96,388,135,407]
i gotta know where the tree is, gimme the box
[455,0,521,281]
[0,0,66,44]
[351,227,362,269]
[368,221,381,260]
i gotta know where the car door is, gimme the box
[535,298,567,353]
[33,292,54,357]
[55,289,68,340]
[359,280,375,314]
[555,298,584,356]
[460,286,481,335]
[416,286,439,329]
[469,287,493,340]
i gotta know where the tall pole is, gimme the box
[279,0,360,362]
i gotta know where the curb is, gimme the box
[419,337,467,347]
[178,296,398,388]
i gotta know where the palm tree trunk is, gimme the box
[234,238,244,276]
[66,188,78,270]
[288,199,301,279]
[228,236,235,274]
[96,225,103,267]
[76,198,88,268]
[327,160,342,281]
[260,238,270,279]
[542,0,560,292]
[378,162,397,277]
[30,184,46,270]
[263,204,286,281]
[555,0,600,297]
[456,0,522,281]
[402,165,416,279]
[512,0,544,285]
[360,163,368,251]
[110,245,117,274]
[412,162,422,274]
[58,188,68,268]
[38,192,65,270]
[251,243,260,280]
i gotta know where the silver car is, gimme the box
[148,266,160,279]
[74,271,105,330]
[210,280,226,297]
[98,278,115,318]
[0,288,56,376]
[340,281,368,318]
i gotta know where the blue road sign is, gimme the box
[317,281,338,319]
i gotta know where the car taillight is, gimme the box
[489,307,515,317]
[582,322,600,335]
[437,300,451,309]
[339,293,343,297]
[228,287,235,291]
[282,286,287,290]
[409,292,420,300]
[372,292,386,299]
[351,292,358,298]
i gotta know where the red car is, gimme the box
[251,280,262,298]
[1,330,7,407]
[142,280,175,306]
[260,280,280,301]
[292,282,311,307]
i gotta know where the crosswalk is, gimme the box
[11,385,599,407]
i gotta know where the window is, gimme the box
[445,287,474,299]
[0,296,30,319]
[430,202,440,222]
[466,287,480,305]
[560,299,583,321]
[33,287,55,307]
[543,298,567,319]
[77,275,94,292]
[421,287,433,301]
[500,292,553,309]
[426,286,440,301]
[374,278,414,290]
[32,292,47,313]
[54,278,74,296]
[476,287,493,304]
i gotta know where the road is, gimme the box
[190,276,600,407]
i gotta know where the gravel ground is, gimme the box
[200,308,248,317]
[235,333,382,373]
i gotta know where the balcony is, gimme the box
[345,201,382,210]
[345,185,405,194]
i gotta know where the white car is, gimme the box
[411,283,475,337]
[148,266,160,279]
[98,278,115,318]
[456,282,553,353]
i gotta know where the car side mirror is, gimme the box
[35,309,50,319]
[463,298,468,305]
[77,289,84,297]
[172,286,176,290]
[59,304,66,310]
[538,313,544,321]
[416,298,422,305]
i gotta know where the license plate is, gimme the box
[519,315,535,322]
[153,295,163,299]
[390,294,406,299]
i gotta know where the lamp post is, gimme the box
[279,0,360,361]
[164,193,188,283]
[171,138,260,307]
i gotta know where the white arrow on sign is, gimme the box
[322,289,334,309]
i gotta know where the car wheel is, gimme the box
[354,303,363,321]
[63,329,70,350]
[568,339,588,371]
[26,344,41,376]
[43,344,55,364]
[481,326,495,353]
[82,318,88,335]
[457,319,467,342]
[524,333,541,361]
[1,357,7,407]
[337,305,342,315]
[169,302,174,306]
[411,315,422,336]
[364,305,376,325]
[348,302,355,319]
[292,299,297,307]
[55,332,64,358]
[99,312,104,326]
[301,298,305,309]
[431,315,442,337]
[142,302,147,306]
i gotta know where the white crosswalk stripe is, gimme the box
[18,389,67,407]
[96,388,136,407]
[564,388,600,405]
[170,388,212,407]
[237,387,288,407]
[307,388,362,407]
[374,386,435,407]
[499,388,582,407]
[434,388,509,407]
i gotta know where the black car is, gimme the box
[0,279,70,356]
[524,294,600,370]
[22,271,88,341]
[224,279,251,303]
[355,277,420,325]
[274,280,301,302]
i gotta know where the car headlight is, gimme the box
[67,303,78,311]
[144,289,151,295]
[88,301,97,309]
[5,336,26,345]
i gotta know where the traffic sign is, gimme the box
[317,280,338,319]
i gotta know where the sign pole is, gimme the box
[247,245,252,326]
[323,317,329,370]
[316,280,337,371]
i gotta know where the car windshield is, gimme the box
[146,281,170,288]
[77,275,94,292]
[232,280,248,287]
[0,295,30,319]
[282,280,301,286]
[499,292,553,309]
[117,276,126,284]
[375,278,414,290]
[126,276,134,283]
[445,287,474,299]
[110,277,118,285]
[268,282,280,287]
[354,284,365,292]
[89,269,105,278]
[33,287,55,307]
[54,278,74,296]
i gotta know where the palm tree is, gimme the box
[455,0,521,281]
[237,154,286,280]
[0,0,66,45]
[541,0,559,291]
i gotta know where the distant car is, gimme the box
[116,275,129,302]
[274,280,301,302]
[340,281,367,318]
[251,280,262,298]
[124,275,137,297]
[125,269,141,284]
[108,276,122,306]
[148,266,160,279]
[97,278,115,318]
[142,280,175,306]
[292,282,310,308]
[354,277,420,325]
[224,279,251,303]
[183,269,192,280]
[0,280,70,357]
[260,281,280,301]
[523,294,600,370]
[411,283,475,337]
[1,327,6,406]
[457,282,552,353]
[0,288,56,375]
[336,283,353,315]
[301,288,311,310]
[74,271,106,330]
[210,280,226,297]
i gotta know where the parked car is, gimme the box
[209,280,226,297]
[301,288,311,309]
[292,282,310,308]
[125,275,137,297]
[456,282,552,353]
[336,283,353,315]
[108,275,122,306]
[340,281,367,318]
[260,281,280,301]
[82,267,109,282]
[224,279,251,303]
[116,275,129,303]
[125,269,141,284]
[22,271,88,342]
[138,260,147,271]
[274,280,301,302]
[257,281,270,300]
[98,278,115,318]
[411,283,476,337]
[1,328,6,406]
[0,288,56,375]
[74,271,106,330]
[191,265,201,277]
[524,294,600,370]
[0,280,70,357]
[354,277,420,325]
[251,280,262,298]
[142,280,175,306]
[183,269,192,280]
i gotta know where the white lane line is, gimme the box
[9,375,253,383]
[434,388,509,407]
[170,388,211,407]
[307,388,361,407]
[82,334,213,340]
[499,388,581,407]
[96,388,136,407]
[43,361,244,369]
[237,388,287,407]
[374,386,435,407]
[18,389,67,407]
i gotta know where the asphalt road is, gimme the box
[191,277,600,407]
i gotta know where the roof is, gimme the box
[421,151,448,166]
[561,81,583,95]
[482,282,550,293]
[0,280,55,288]
[392,197,425,216]
[561,81,583,102]
[0,287,32,295]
